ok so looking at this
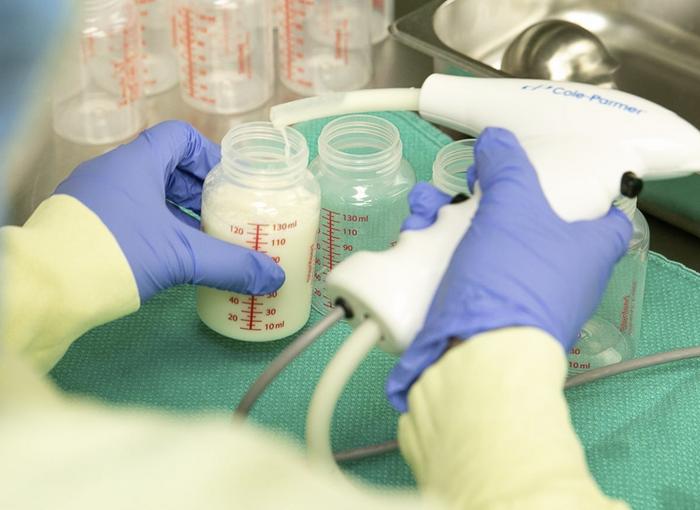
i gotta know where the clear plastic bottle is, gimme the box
[196,122,321,341]
[310,114,415,313]
[431,139,649,374]
[174,0,274,113]
[370,0,393,44]
[432,139,475,196]
[278,0,373,96]
[138,0,179,95]
[52,0,145,145]
[568,198,650,374]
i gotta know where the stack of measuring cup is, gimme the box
[52,0,382,144]
[172,0,381,113]
[278,0,374,95]
[173,0,275,114]
[52,0,180,145]
[53,0,146,145]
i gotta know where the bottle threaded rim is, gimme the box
[318,114,402,177]
[221,122,309,188]
[432,139,475,196]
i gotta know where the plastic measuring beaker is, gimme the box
[432,139,475,196]
[197,122,321,341]
[138,0,179,95]
[174,0,274,114]
[370,0,393,44]
[568,198,650,374]
[52,0,145,145]
[278,0,373,96]
[310,114,415,313]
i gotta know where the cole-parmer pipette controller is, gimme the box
[270,74,700,355]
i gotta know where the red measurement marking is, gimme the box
[175,9,213,105]
[181,7,196,99]
[245,223,269,253]
[81,35,96,61]
[240,295,262,331]
[114,19,142,107]
[306,243,314,283]
[282,0,314,84]
[237,32,252,79]
[620,281,637,334]
[334,20,349,64]
[119,25,130,105]
[282,0,294,80]
[321,208,340,271]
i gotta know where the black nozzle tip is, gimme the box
[451,193,470,204]
[334,297,354,320]
[621,172,644,198]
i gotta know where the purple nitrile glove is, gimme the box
[387,128,632,412]
[56,120,285,303]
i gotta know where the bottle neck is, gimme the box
[318,114,402,179]
[432,139,475,196]
[221,122,309,190]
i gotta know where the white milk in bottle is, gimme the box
[196,122,321,341]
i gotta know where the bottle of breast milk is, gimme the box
[196,122,321,341]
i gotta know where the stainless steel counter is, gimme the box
[9,0,700,269]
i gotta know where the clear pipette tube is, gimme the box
[52,0,146,145]
[278,0,373,96]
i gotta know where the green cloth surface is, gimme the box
[51,112,700,508]
[640,176,700,238]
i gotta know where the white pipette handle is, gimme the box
[326,192,480,354]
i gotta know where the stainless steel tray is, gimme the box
[392,0,700,129]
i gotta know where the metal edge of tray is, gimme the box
[389,0,505,78]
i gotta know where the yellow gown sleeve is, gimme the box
[0,350,444,510]
[0,196,441,509]
[0,194,140,372]
[398,327,629,510]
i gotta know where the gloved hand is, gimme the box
[387,128,632,412]
[56,121,285,303]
